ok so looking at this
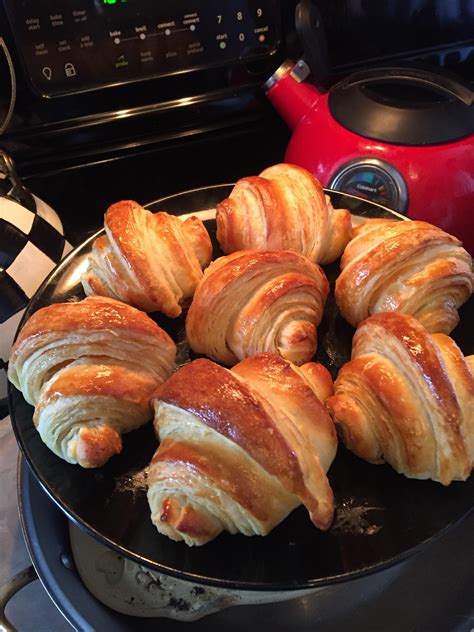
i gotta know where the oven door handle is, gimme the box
[0,566,38,632]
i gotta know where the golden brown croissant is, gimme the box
[327,312,473,485]
[8,296,176,467]
[147,353,337,545]
[81,200,213,317]
[216,163,352,264]
[185,249,329,366]
[335,219,473,333]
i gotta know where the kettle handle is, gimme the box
[295,0,330,88]
[339,67,473,106]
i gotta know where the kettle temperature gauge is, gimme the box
[329,158,408,214]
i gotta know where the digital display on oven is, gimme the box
[5,0,281,96]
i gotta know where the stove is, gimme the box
[1,1,473,629]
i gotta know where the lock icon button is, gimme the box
[64,62,77,78]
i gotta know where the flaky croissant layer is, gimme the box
[216,163,352,264]
[81,200,213,317]
[186,249,329,366]
[9,296,176,467]
[335,219,473,333]
[147,353,337,546]
[327,312,473,485]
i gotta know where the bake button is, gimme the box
[64,62,77,77]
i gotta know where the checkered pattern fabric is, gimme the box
[0,174,72,413]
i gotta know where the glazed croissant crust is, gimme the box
[81,200,213,317]
[185,249,329,366]
[335,219,473,333]
[216,163,352,264]
[327,312,473,485]
[8,296,176,467]
[148,353,337,546]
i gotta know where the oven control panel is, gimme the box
[6,0,281,96]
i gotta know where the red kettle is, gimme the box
[264,6,474,254]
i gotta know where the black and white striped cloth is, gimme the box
[0,175,72,416]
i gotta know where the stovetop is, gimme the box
[20,100,292,247]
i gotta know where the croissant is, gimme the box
[335,219,473,333]
[216,163,352,264]
[185,249,329,366]
[81,200,213,317]
[327,312,473,485]
[8,296,176,467]
[147,352,337,545]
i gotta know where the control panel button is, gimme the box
[140,51,154,63]
[80,35,94,49]
[72,9,88,24]
[58,40,71,53]
[64,62,77,77]
[34,42,48,56]
[49,13,64,28]
[25,17,41,32]
[115,54,128,69]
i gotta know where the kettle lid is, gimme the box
[328,67,474,145]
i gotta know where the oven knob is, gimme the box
[329,158,408,213]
